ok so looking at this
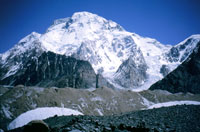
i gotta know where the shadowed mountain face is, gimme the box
[0,51,111,88]
[150,42,200,94]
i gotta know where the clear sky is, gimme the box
[0,0,200,53]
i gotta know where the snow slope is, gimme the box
[148,101,200,109]
[7,107,83,130]
[40,12,143,75]
[0,32,41,63]
[165,34,200,63]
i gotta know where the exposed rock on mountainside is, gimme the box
[166,36,200,63]
[150,42,200,94]
[114,55,147,88]
[159,65,170,77]
[0,33,43,84]
[0,51,112,88]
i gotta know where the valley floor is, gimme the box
[1,86,200,131]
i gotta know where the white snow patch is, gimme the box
[86,87,96,92]
[30,103,37,108]
[2,65,20,79]
[91,96,103,102]
[61,102,65,108]
[7,107,83,130]
[33,87,44,93]
[148,101,200,109]
[94,108,103,116]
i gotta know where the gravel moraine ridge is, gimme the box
[8,105,200,132]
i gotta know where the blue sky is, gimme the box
[0,0,200,53]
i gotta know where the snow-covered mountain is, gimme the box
[150,41,200,94]
[0,11,200,89]
[166,35,200,63]
[137,34,200,91]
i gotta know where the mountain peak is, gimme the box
[52,12,100,26]
[72,11,99,18]
[1,12,200,90]
[71,11,107,27]
[48,11,124,33]
[19,32,41,43]
[177,34,200,46]
[70,11,124,31]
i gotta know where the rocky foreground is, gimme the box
[7,105,200,132]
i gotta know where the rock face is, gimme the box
[150,42,200,94]
[160,65,170,77]
[0,51,111,88]
[0,33,43,85]
[114,54,147,88]
[166,37,200,62]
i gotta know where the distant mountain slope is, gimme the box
[150,42,200,94]
[165,35,200,63]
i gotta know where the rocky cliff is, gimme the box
[150,42,200,94]
[0,51,111,88]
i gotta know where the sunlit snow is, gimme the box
[7,107,83,130]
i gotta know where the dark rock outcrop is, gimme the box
[0,37,43,82]
[150,42,200,94]
[160,65,170,77]
[0,51,111,88]
[23,120,49,132]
